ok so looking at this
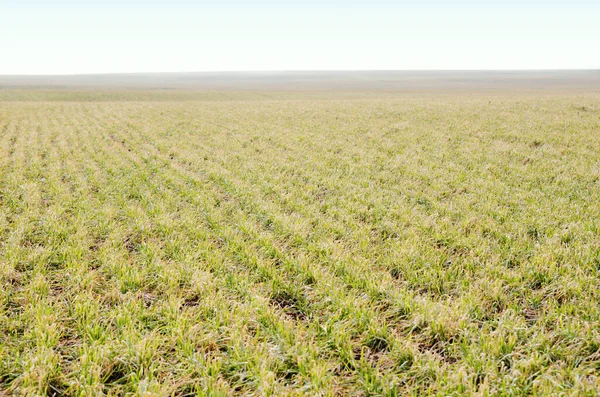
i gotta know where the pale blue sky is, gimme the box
[1,0,598,74]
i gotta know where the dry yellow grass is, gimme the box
[0,90,599,395]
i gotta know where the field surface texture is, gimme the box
[1,84,600,395]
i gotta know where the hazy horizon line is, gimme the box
[2,69,599,77]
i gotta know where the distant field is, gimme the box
[2,70,600,92]
[0,86,599,395]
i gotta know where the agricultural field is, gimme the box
[0,88,599,395]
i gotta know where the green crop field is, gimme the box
[0,89,599,395]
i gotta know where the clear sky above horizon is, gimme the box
[1,0,599,74]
